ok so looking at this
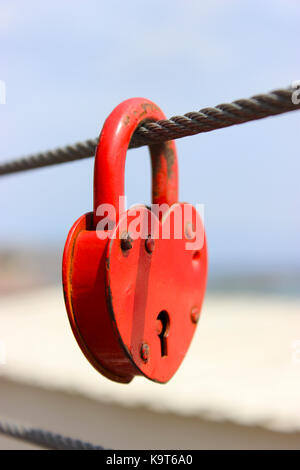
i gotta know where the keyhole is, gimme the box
[156,310,170,357]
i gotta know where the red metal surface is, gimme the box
[63,98,208,384]
[93,98,178,227]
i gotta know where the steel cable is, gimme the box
[0,86,299,176]
[0,420,104,450]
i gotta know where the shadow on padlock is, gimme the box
[62,98,208,384]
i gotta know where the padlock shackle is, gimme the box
[93,98,178,227]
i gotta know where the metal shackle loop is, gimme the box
[93,98,178,227]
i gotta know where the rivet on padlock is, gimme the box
[62,98,208,384]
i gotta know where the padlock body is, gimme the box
[63,204,207,384]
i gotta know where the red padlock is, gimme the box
[63,98,208,384]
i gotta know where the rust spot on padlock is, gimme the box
[62,98,208,384]
[139,102,160,119]
[191,306,201,324]
[123,115,130,126]
[145,235,155,254]
[140,343,150,363]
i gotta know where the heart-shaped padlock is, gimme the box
[63,98,207,384]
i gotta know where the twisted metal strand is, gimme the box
[131,88,298,146]
[0,420,104,450]
[0,87,299,176]
[0,138,98,175]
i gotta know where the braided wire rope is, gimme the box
[0,87,299,176]
[0,420,104,450]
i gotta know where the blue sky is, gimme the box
[0,0,299,276]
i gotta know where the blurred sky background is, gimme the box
[0,0,299,285]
